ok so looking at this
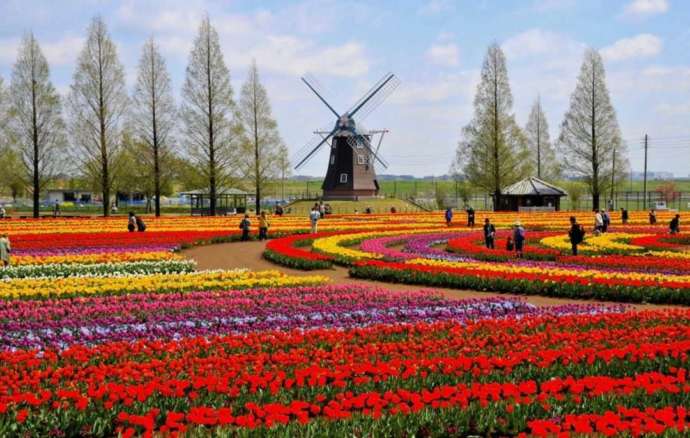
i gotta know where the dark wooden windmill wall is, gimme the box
[322,136,379,200]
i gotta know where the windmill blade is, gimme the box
[347,73,400,122]
[293,129,336,170]
[347,132,389,169]
[353,121,389,168]
[301,76,340,118]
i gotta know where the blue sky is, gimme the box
[0,0,688,177]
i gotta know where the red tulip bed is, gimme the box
[6,300,690,437]
[4,215,690,436]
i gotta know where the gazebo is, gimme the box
[179,188,248,216]
[496,177,567,211]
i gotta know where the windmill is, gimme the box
[294,73,400,200]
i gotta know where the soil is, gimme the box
[182,240,669,309]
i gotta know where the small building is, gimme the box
[46,189,92,205]
[179,188,249,216]
[496,177,566,211]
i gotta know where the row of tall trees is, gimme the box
[453,44,627,211]
[0,16,289,217]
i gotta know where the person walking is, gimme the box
[670,214,680,234]
[483,218,496,249]
[513,221,525,257]
[568,216,585,256]
[258,211,270,240]
[135,215,146,232]
[239,214,251,241]
[594,210,604,234]
[319,202,326,218]
[466,207,475,227]
[621,208,629,225]
[601,209,610,233]
[0,233,10,267]
[445,207,453,227]
[0,205,6,218]
[53,201,60,217]
[649,209,657,225]
[127,212,137,232]
[309,207,321,233]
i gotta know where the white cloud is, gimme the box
[623,0,669,18]
[425,43,459,67]
[42,36,84,67]
[116,0,370,78]
[601,34,662,62]
[502,28,584,62]
[391,71,478,105]
[0,35,82,67]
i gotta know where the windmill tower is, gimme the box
[294,73,400,200]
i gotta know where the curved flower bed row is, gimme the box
[3,304,689,436]
[0,259,196,279]
[0,270,327,300]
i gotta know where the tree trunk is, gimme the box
[31,53,40,219]
[492,53,501,212]
[151,46,161,218]
[253,77,261,214]
[206,29,216,216]
[590,62,599,212]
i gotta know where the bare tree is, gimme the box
[181,16,239,216]
[558,48,627,211]
[238,61,284,213]
[67,16,128,216]
[131,37,176,217]
[525,96,559,181]
[7,33,66,218]
[454,43,531,210]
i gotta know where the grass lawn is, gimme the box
[284,198,425,215]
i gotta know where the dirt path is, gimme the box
[182,240,669,308]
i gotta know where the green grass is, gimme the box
[284,198,425,215]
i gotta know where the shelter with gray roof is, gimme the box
[496,177,567,211]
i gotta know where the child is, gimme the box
[239,214,251,241]
[258,211,270,240]
[505,235,514,252]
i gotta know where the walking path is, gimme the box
[182,240,667,308]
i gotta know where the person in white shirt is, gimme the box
[309,207,321,233]
[594,211,604,234]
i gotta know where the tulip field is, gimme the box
[2,211,690,436]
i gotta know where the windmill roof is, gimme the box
[502,177,567,196]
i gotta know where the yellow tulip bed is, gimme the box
[0,269,327,300]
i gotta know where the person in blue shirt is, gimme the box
[445,207,453,226]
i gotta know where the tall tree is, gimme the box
[453,43,531,210]
[0,76,7,147]
[7,33,66,218]
[524,96,559,181]
[558,48,627,211]
[68,16,128,217]
[238,61,284,213]
[276,144,291,202]
[181,16,239,216]
[131,37,176,217]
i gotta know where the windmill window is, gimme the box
[339,173,348,183]
[357,154,367,165]
[355,140,364,149]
